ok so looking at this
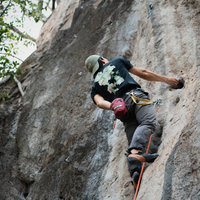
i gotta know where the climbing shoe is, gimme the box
[132,171,140,191]
[128,151,159,165]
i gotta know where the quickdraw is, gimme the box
[154,98,162,112]
[147,3,153,19]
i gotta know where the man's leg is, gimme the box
[127,103,158,165]
[123,118,142,191]
[123,93,143,175]
[124,122,142,177]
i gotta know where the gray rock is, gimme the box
[0,0,199,199]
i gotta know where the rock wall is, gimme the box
[0,0,200,200]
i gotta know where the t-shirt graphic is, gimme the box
[95,64,124,94]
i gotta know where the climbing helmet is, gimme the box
[85,55,101,77]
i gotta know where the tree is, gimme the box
[0,0,52,79]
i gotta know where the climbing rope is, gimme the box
[134,3,162,199]
[134,134,152,200]
[133,98,162,200]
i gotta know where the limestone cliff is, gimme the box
[0,0,200,200]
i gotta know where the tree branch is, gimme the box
[23,9,47,22]
[3,23,36,42]
[0,53,23,62]
[0,0,11,18]
[0,75,25,98]
[14,75,24,97]
[38,0,43,11]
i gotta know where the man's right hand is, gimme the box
[129,67,180,87]
[165,77,179,86]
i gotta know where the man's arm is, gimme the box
[94,94,111,110]
[129,67,179,86]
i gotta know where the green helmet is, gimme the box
[85,55,101,77]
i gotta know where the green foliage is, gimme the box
[2,93,10,101]
[0,0,51,79]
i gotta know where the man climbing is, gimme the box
[85,55,179,190]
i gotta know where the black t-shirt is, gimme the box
[91,58,141,103]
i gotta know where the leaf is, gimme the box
[16,68,22,75]
[0,0,52,78]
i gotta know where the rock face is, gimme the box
[0,0,200,199]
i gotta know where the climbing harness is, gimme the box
[129,90,162,108]
[147,3,153,19]
[129,91,154,105]
[112,91,162,129]
[133,98,162,200]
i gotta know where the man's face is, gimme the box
[100,57,109,65]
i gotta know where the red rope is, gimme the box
[133,134,152,200]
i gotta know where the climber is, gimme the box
[85,55,179,189]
